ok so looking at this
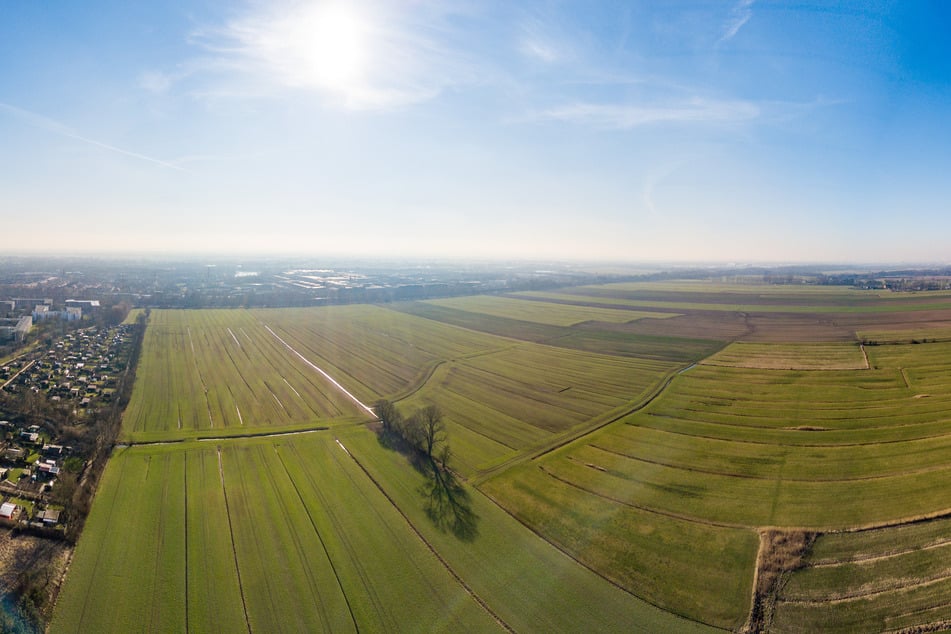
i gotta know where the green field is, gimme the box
[52,283,951,632]
[51,437,502,633]
[772,518,951,632]
[122,309,369,435]
[399,342,677,476]
[701,341,868,369]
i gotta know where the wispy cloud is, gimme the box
[520,38,560,63]
[0,102,185,170]
[535,98,760,129]
[184,0,481,111]
[720,0,755,44]
[516,16,572,64]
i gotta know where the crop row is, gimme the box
[701,342,868,370]
[123,310,370,434]
[478,459,758,629]
[400,342,677,476]
[772,517,951,632]
[478,337,951,628]
[51,436,498,633]
[254,305,511,401]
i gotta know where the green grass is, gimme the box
[398,341,677,477]
[479,460,758,629]
[55,286,951,632]
[340,427,715,632]
[122,309,371,435]
[184,448,247,633]
[6,496,34,514]
[772,517,951,632]
[702,342,868,369]
[51,437,500,633]
[50,448,187,633]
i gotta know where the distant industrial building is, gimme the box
[13,298,52,311]
[65,299,100,311]
[33,305,83,322]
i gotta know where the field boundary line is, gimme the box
[273,447,359,632]
[584,444,951,483]
[334,438,514,633]
[779,568,951,605]
[808,537,951,568]
[390,360,446,402]
[539,464,750,530]
[122,426,332,447]
[642,413,951,448]
[264,324,376,417]
[216,447,252,634]
[183,453,189,634]
[476,480,731,631]
[149,454,172,631]
[471,367,683,486]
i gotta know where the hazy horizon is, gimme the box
[2,2,950,263]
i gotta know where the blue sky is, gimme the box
[1,1,949,263]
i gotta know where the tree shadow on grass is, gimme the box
[419,461,479,542]
[374,426,478,541]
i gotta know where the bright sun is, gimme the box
[291,4,368,89]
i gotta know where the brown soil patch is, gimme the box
[741,529,817,634]
[739,313,857,342]
[580,312,750,341]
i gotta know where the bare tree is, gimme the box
[374,399,401,433]
[401,410,424,451]
[418,404,446,460]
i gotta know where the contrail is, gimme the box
[0,101,185,171]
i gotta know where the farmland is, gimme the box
[51,282,951,632]
[51,433,701,633]
[425,295,680,326]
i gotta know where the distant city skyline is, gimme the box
[2,1,950,263]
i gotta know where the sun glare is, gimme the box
[292,4,368,89]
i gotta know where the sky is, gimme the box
[1,0,950,264]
